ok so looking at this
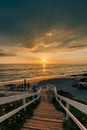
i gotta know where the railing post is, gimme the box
[47,85,50,91]
[47,85,48,90]
[59,98,61,103]
[66,103,69,120]
[59,98,62,110]
[23,98,26,112]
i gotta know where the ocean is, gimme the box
[0,64,87,82]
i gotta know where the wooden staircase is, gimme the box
[21,88,65,130]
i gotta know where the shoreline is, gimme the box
[0,71,87,86]
[0,74,72,87]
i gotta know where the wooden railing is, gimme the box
[47,84,87,130]
[0,88,41,123]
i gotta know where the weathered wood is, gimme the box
[21,88,65,130]
[32,117,63,123]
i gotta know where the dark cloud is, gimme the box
[0,50,16,57]
[0,0,87,52]
[62,43,87,52]
[0,52,16,57]
[68,44,87,49]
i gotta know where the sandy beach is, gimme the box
[0,75,71,88]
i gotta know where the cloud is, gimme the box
[46,33,53,37]
[0,52,16,57]
[0,0,87,54]
[69,45,87,49]
[0,49,16,57]
[27,28,87,53]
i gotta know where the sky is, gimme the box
[0,0,87,64]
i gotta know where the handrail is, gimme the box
[57,94,87,114]
[0,88,41,123]
[0,89,40,105]
[48,84,87,130]
[53,85,87,115]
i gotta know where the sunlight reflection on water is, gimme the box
[0,64,87,82]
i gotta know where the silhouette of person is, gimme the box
[27,82,30,90]
[24,79,26,90]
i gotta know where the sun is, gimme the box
[42,58,46,62]
[42,58,47,64]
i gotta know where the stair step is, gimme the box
[23,122,62,129]
[25,119,62,128]
[32,116,63,123]
[22,125,51,130]
[34,111,63,115]
[34,114,64,119]
[22,124,62,130]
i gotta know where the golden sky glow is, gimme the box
[0,41,87,64]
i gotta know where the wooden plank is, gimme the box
[25,120,62,128]
[34,110,63,115]
[23,124,55,130]
[34,113,64,119]
[23,122,62,129]
[31,116,63,123]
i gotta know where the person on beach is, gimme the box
[27,82,30,90]
[32,85,37,92]
[24,79,27,90]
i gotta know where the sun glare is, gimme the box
[42,58,46,62]
[42,58,47,65]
